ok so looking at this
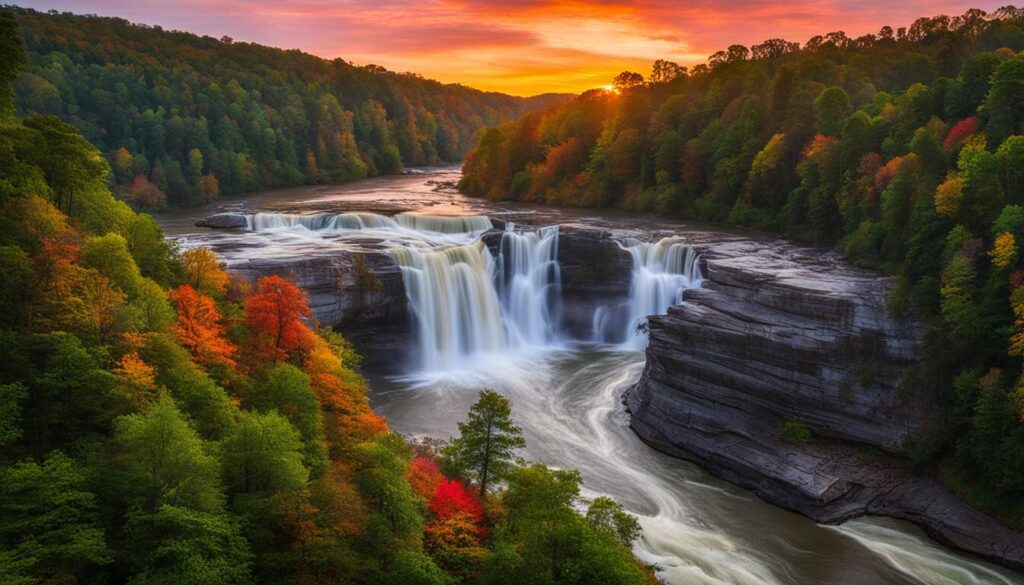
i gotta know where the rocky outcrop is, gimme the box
[626,240,1024,570]
[196,213,248,228]
[231,250,410,363]
[556,224,633,338]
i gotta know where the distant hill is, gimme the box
[8,6,572,207]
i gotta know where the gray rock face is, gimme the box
[231,250,410,365]
[195,213,248,228]
[626,240,1024,571]
[556,224,632,338]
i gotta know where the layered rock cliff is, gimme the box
[625,239,1024,570]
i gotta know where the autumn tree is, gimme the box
[181,247,228,298]
[244,275,315,363]
[442,389,525,496]
[169,284,236,368]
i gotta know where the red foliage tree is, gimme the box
[944,117,979,150]
[169,284,236,367]
[244,275,315,362]
[429,478,484,523]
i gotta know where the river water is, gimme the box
[160,168,1023,585]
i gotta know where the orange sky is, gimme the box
[20,0,1007,95]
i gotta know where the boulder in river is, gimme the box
[196,213,248,229]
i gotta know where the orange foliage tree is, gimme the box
[243,275,315,363]
[113,351,159,410]
[169,284,236,367]
[304,333,386,454]
[407,457,443,501]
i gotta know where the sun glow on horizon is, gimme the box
[18,0,1009,95]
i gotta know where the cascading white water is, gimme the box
[392,223,561,371]
[394,212,493,234]
[246,211,491,234]
[392,242,507,371]
[621,237,702,348]
[497,224,561,346]
[247,211,399,231]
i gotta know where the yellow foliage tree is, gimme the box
[934,176,964,217]
[990,232,1018,270]
[181,248,229,298]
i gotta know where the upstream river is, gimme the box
[160,168,1023,585]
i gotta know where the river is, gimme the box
[160,168,1023,585]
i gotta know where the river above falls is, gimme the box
[159,168,1023,585]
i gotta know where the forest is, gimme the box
[0,11,651,585]
[460,7,1024,525]
[6,6,567,209]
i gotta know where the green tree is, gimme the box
[487,464,649,585]
[983,59,1024,146]
[138,334,235,440]
[584,496,641,547]
[121,504,252,585]
[221,410,308,495]
[112,394,224,513]
[442,389,525,496]
[249,363,328,478]
[0,9,25,118]
[814,86,851,137]
[0,382,26,447]
[0,452,111,583]
[29,332,116,450]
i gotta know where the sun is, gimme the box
[601,84,620,94]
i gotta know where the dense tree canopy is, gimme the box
[9,7,569,209]
[0,11,647,584]
[460,6,1024,524]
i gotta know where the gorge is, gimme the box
[162,169,1024,585]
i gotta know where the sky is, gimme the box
[17,0,1007,95]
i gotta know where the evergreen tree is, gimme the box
[442,389,525,496]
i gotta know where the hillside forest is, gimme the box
[459,7,1024,524]
[0,10,651,585]
[8,7,567,209]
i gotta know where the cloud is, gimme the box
[19,0,1008,94]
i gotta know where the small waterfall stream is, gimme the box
[621,237,702,348]
[498,224,561,346]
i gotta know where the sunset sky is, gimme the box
[20,0,1006,95]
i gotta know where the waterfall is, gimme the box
[394,212,492,234]
[392,223,561,371]
[247,211,399,231]
[247,211,490,234]
[392,242,507,371]
[498,224,561,346]
[621,237,702,348]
